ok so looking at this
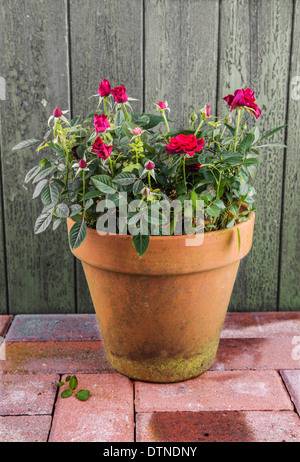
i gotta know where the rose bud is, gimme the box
[53,107,63,118]
[145,160,155,171]
[141,187,151,196]
[79,159,87,169]
[94,114,110,133]
[157,101,167,110]
[133,126,142,136]
[98,79,111,97]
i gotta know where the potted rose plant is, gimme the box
[13,81,286,382]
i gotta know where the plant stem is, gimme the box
[122,103,131,122]
[194,119,204,137]
[162,111,170,133]
[103,97,108,116]
[148,171,151,190]
[108,156,114,176]
[234,108,243,151]
[182,155,187,189]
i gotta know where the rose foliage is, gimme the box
[13,80,286,257]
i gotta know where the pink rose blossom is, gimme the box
[133,127,142,136]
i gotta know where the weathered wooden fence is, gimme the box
[0,0,299,314]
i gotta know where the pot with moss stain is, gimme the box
[67,213,255,383]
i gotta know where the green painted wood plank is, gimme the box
[69,0,143,312]
[279,0,300,310]
[0,148,8,314]
[218,0,293,311]
[144,0,219,126]
[0,0,75,314]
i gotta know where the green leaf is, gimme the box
[32,166,55,184]
[213,199,226,210]
[239,183,248,196]
[254,142,287,149]
[237,226,241,253]
[206,205,221,217]
[25,165,41,183]
[65,376,71,382]
[256,124,287,143]
[55,203,69,218]
[32,179,48,199]
[41,184,59,206]
[92,175,117,194]
[69,204,82,217]
[69,375,78,391]
[82,190,101,201]
[61,389,73,398]
[243,158,259,166]
[133,180,144,195]
[75,390,90,401]
[53,218,62,230]
[57,381,65,387]
[227,219,235,228]
[238,133,255,156]
[34,212,53,234]
[132,233,150,258]
[12,139,40,151]
[69,220,87,249]
[113,172,136,186]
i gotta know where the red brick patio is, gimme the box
[0,312,299,442]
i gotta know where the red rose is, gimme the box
[98,79,111,97]
[185,162,202,172]
[79,159,87,169]
[224,88,261,118]
[53,107,63,118]
[94,114,110,133]
[166,134,205,157]
[91,137,113,160]
[111,85,128,103]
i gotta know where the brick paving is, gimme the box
[0,312,299,442]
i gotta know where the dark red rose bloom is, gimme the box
[53,107,63,118]
[166,134,205,157]
[91,137,113,160]
[79,159,87,169]
[111,85,129,103]
[94,114,110,133]
[185,162,202,172]
[98,79,111,97]
[223,88,261,118]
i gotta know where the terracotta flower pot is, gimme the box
[67,213,255,383]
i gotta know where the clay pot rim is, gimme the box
[68,211,255,241]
